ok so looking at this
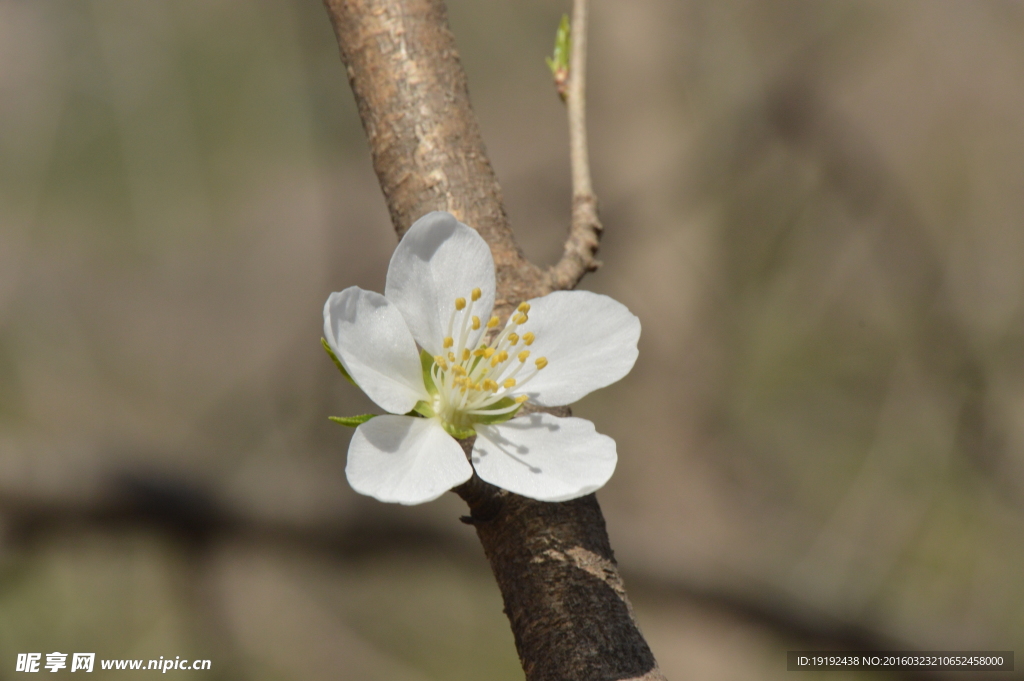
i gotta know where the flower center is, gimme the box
[429,291,547,431]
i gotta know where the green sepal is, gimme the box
[410,400,435,418]
[419,349,439,396]
[545,14,571,78]
[328,414,376,428]
[321,338,357,386]
[469,397,522,425]
[441,421,476,440]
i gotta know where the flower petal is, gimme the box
[347,416,473,504]
[514,291,640,406]
[324,287,428,414]
[384,212,496,355]
[472,413,617,502]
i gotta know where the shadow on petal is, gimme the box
[360,416,415,454]
[473,416,561,474]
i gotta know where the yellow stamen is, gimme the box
[455,298,466,311]
[487,316,500,329]
[522,332,535,346]
[535,357,548,370]
[443,336,454,348]
[517,302,531,313]
[515,395,529,404]
[452,365,467,377]
[462,348,471,361]
[490,350,508,367]
[471,288,482,301]
[503,378,516,389]
[434,355,448,371]
[513,313,528,325]
[448,352,456,363]
[483,379,498,392]
[507,332,519,345]
[471,316,481,330]
[483,348,495,359]
[518,350,530,363]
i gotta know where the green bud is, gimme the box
[420,349,439,396]
[321,337,357,387]
[545,14,571,101]
[328,414,376,427]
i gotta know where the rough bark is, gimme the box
[322,0,546,317]
[322,0,665,678]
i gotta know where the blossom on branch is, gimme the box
[323,212,640,505]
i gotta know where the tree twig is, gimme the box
[548,0,603,291]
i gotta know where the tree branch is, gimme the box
[321,1,663,678]
[321,0,546,317]
[548,0,603,291]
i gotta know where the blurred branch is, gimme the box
[548,0,603,291]
[320,1,661,678]
[764,75,1001,503]
[629,576,948,681]
[0,476,948,681]
[0,475,472,560]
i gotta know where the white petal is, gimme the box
[347,416,473,505]
[384,212,496,355]
[514,291,640,406]
[472,414,617,502]
[324,287,428,414]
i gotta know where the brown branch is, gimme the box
[321,1,663,678]
[321,0,546,317]
[548,0,603,291]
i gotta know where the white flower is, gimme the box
[323,212,640,505]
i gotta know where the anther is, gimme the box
[448,352,456,363]
[487,316,499,329]
[471,316,481,330]
[471,288,482,301]
[462,348,471,361]
[515,395,529,403]
[490,351,508,367]
[503,378,516,389]
[507,332,519,345]
[517,302,531,313]
[443,337,454,348]
[452,366,467,377]
[455,298,466,311]
[518,350,530,363]
[513,313,528,325]
[483,348,495,359]
[434,355,448,371]
[483,379,498,392]
[522,332,535,346]
[535,357,548,370]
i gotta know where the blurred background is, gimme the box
[2,0,1023,678]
